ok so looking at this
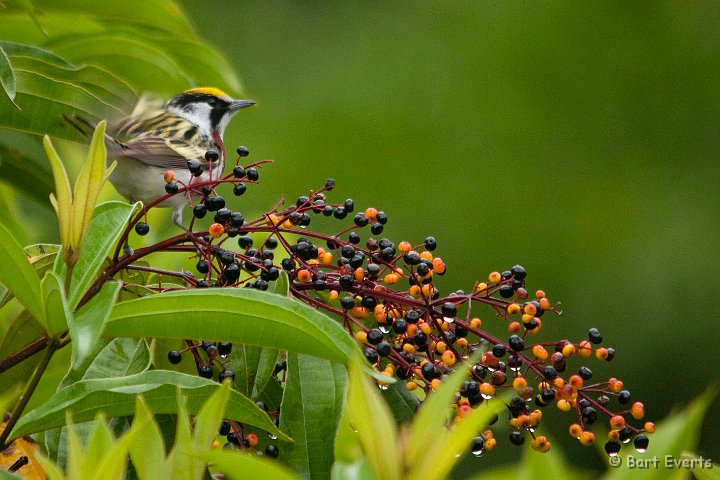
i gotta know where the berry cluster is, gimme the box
[92,146,653,459]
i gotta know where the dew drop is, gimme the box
[510,365,522,372]
[268,434,278,440]
[378,383,388,391]
[622,438,631,444]
[481,393,492,400]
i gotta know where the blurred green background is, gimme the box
[177,0,720,472]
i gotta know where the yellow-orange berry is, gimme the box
[531,435,551,453]
[209,223,224,238]
[556,399,572,412]
[398,241,412,253]
[365,207,378,220]
[268,213,280,225]
[523,303,537,316]
[351,306,368,318]
[488,271,501,284]
[354,267,365,281]
[442,350,456,366]
[476,282,489,295]
[328,290,339,301]
[355,331,367,343]
[373,305,387,322]
[406,381,418,391]
[562,344,576,357]
[610,415,625,430]
[456,337,468,348]
[297,269,312,282]
[579,431,595,446]
[507,303,521,314]
[283,219,293,228]
[595,347,609,360]
[432,257,445,274]
[458,404,472,418]
[164,170,174,183]
[532,345,548,361]
[435,341,447,354]
[535,289,546,298]
[430,378,442,389]
[611,380,624,393]
[420,322,432,335]
[470,317,482,329]
[569,375,583,389]
[569,423,583,438]
[421,284,436,298]
[508,321,522,333]
[322,252,333,264]
[539,297,551,310]
[577,340,592,357]
[631,402,645,419]
[246,433,259,446]
[406,324,418,337]
[479,382,495,397]
[408,285,421,297]
[420,251,433,261]
[484,437,497,452]
[513,377,528,391]
[553,377,565,389]
[384,273,399,284]
[644,421,655,433]
[403,343,416,354]
[608,430,620,441]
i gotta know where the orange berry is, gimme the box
[373,305,387,322]
[398,241,412,252]
[631,402,645,419]
[569,423,583,438]
[421,284,435,298]
[456,337,468,348]
[321,252,333,264]
[523,303,537,316]
[164,170,175,183]
[353,267,365,281]
[470,317,482,329]
[577,340,592,357]
[531,435,551,453]
[430,378,442,389]
[579,431,595,446]
[569,375,583,389]
[539,297,551,310]
[532,345,548,361]
[403,343,416,354]
[535,290,546,299]
[488,271,501,284]
[351,306,368,318]
[612,380,624,393]
[208,223,225,238]
[246,433,259,446]
[553,377,565,389]
[556,399,571,412]
[507,303,521,314]
[384,273,399,284]
[644,421,655,433]
[355,331,367,343]
[484,437,497,451]
[562,344,576,357]
[479,382,495,397]
[268,213,280,225]
[476,282,489,295]
[432,257,445,274]
[283,219,293,228]
[441,350,456,366]
[513,377,528,391]
[508,321,521,333]
[406,324,418,336]
[406,381,418,391]
[435,341,447,354]
[297,269,312,282]
[420,322,432,335]
[608,430,620,441]
[365,207,378,220]
[458,404,472,418]
[408,285,421,297]
[328,290,338,300]
[610,415,625,430]
[595,347,609,360]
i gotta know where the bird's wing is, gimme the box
[112,135,209,170]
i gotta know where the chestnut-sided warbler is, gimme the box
[67,87,254,227]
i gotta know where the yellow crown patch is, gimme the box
[185,87,230,98]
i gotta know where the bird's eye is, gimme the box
[207,98,218,108]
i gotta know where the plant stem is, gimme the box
[0,335,50,374]
[0,340,57,450]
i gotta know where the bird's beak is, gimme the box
[229,99,256,112]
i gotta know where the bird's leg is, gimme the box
[123,240,134,257]
[172,206,185,230]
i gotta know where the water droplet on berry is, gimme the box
[268,434,278,440]
[379,326,389,334]
[378,383,388,391]
[472,448,484,457]
[636,447,646,453]
[481,393,492,400]
[443,316,455,323]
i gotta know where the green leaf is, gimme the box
[81,416,115,476]
[405,350,482,466]
[189,382,232,479]
[166,388,193,480]
[381,380,420,425]
[279,353,346,480]
[346,361,401,480]
[252,348,279,399]
[682,452,720,480]
[43,134,73,255]
[65,201,141,308]
[129,396,167,480]
[203,450,300,480]
[10,370,287,442]
[0,45,18,106]
[69,281,121,368]
[601,386,717,480]
[24,244,60,279]
[40,271,70,336]
[104,289,384,379]
[0,131,53,206]
[0,221,44,324]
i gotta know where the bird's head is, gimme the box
[165,87,255,136]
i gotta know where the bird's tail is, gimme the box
[63,113,97,139]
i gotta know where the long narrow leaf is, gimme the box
[43,135,73,255]
[0,223,44,324]
[0,45,18,107]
